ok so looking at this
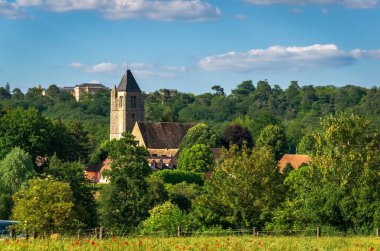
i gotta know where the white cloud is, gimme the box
[245,0,379,9]
[69,62,117,73]
[1,0,220,21]
[0,0,26,18]
[102,0,221,21]
[198,44,380,72]
[69,61,189,79]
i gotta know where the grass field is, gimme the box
[0,236,379,250]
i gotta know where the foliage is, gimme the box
[0,147,36,193]
[222,124,253,148]
[44,156,98,227]
[99,133,152,231]
[11,177,77,232]
[141,202,187,236]
[256,124,286,160]
[180,123,218,149]
[151,169,204,186]
[177,144,213,173]
[271,114,380,233]
[193,146,284,229]
[166,182,200,212]
[0,108,55,160]
[146,176,169,209]
[0,147,36,219]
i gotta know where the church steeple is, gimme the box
[110,70,144,140]
[117,69,141,92]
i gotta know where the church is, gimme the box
[86,70,196,183]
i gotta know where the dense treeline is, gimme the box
[1,81,379,153]
[0,81,379,235]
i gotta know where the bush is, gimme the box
[151,170,204,186]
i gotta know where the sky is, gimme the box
[0,0,380,94]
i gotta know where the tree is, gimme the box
[222,124,253,149]
[11,88,24,100]
[12,177,77,232]
[99,133,152,230]
[271,114,380,233]
[193,146,284,228]
[0,108,55,161]
[0,84,11,99]
[297,134,316,155]
[256,124,286,160]
[0,147,36,219]
[232,80,255,97]
[44,156,98,228]
[66,121,91,162]
[25,87,43,99]
[211,85,225,96]
[177,144,213,173]
[152,169,204,186]
[166,182,200,211]
[146,176,169,209]
[45,84,60,97]
[180,123,218,149]
[0,147,36,193]
[141,202,186,236]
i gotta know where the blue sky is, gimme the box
[0,0,380,94]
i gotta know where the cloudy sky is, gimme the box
[0,0,379,93]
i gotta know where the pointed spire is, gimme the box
[117,69,141,92]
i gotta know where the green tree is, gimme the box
[44,156,98,227]
[193,146,284,228]
[0,147,36,219]
[256,124,286,160]
[180,123,218,149]
[141,202,186,236]
[232,80,255,97]
[99,133,152,230]
[146,176,169,209]
[11,88,24,100]
[297,134,316,155]
[66,121,91,162]
[166,182,200,211]
[272,114,380,233]
[12,177,77,232]
[0,108,55,161]
[177,144,213,173]
[211,85,225,96]
[152,169,204,186]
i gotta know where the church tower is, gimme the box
[110,70,144,140]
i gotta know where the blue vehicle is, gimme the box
[0,220,18,234]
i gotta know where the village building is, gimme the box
[278,154,311,172]
[87,69,197,183]
[72,83,108,101]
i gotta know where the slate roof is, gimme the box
[278,154,311,172]
[136,122,195,149]
[117,69,141,92]
[76,83,106,88]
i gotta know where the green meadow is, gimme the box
[0,236,379,250]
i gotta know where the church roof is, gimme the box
[117,69,141,92]
[135,122,195,149]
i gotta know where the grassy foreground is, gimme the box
[0,236,379,250]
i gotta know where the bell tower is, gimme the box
[110,70,144,140]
